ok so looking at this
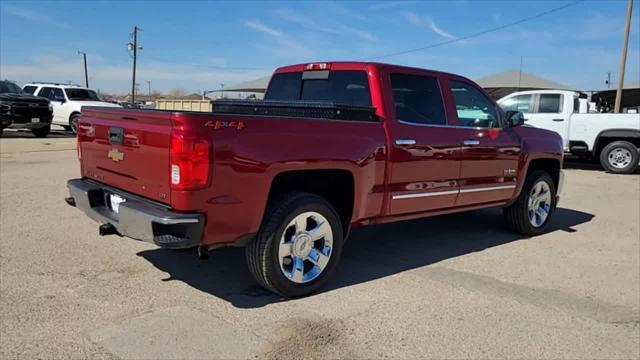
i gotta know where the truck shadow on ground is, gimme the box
[138,207,594,309]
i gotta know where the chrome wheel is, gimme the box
[607,148,632,169]
[528,180,551,228]
[278,211,333,284]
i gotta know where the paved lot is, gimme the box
[1,137,639,359]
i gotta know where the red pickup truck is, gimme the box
[65,62,563,297]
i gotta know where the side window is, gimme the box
[500,94,533,113]
[537,94,563,113]
[449,80,499,128]
[37,87,53,99]
[264,72,301,101]
[22,86,37,95]
[390,73,446,125]
[52,88,65,101]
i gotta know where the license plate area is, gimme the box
[31,118,40,123]
[107,193,126,214]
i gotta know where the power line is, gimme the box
[365,0,585,61]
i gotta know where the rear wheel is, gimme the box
[600,141,639,174]
[246,192,343,298]
[32,125,50,138]
[503,170,556,236]
[69,114,81,135]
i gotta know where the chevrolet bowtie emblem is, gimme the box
[108,148,124,162]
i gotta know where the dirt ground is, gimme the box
[1,134,639,359]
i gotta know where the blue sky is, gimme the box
[1,0,638,94]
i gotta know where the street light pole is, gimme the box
[614,0,633,113]
[128,26,143,103]
[78,51,88,88]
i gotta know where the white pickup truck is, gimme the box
[498,90,640,174]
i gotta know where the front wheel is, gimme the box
[503,170,556,236]
[32,125,51,138]
[246,192,344,298]
[600,141,639,174]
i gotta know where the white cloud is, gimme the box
[406,12,456,40]
[244,20,283,37]
[275,8,375,42]
[1,3,69,28]
[368,1,416,11]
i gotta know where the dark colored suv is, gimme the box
[0,80,53,137]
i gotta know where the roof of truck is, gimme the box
[273,61,467,79]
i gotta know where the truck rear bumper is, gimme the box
[65,178,204,249]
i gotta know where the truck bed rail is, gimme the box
[212,100,378,122]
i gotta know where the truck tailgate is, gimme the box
[78,108,173,204]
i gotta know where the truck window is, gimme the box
[22,85,37,95]
[265,71,372,107]
[500,95,533,113]
[537,94,563,113]
[390,73,446,125]
[449,80,499,128]
[37,87,54,99]
[52,88,66,101]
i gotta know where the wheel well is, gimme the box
[527,159,560,189]
[267,169,354,231]
[69,111,81,122]
[595,136,640,157]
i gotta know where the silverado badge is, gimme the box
[107,148,124,162]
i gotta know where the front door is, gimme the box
[385,71,462,215]
[445,78,521,206]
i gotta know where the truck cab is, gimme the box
[498,90,640,173]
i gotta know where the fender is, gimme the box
[593,128,640,155]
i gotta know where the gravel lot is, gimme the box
[1,136,639,359]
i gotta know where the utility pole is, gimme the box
[606,72,611,89]
[220,83,224,99]
[147,80,151,98]
[128,26,143,103]
[615,0,633,113]
[78,51,88,88]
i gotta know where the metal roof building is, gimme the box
[476,70,573,99]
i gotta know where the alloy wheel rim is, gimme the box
[528,181,551,228]
[607,148,632,169]
[278,211,333,284]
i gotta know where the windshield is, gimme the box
[0,81,23,94]
[64,88,100,101]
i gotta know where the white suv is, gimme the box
[22,83,121,134]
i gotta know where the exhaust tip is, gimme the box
[99,223,120,236]
[65,197,76,207]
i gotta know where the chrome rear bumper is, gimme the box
[66,178,204,249]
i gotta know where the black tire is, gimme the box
[503,170,556,236]
[246,192,344,298]
[31,125,50,138]
[599,141,639,174]
[69,114,81,135]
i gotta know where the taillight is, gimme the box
[170,130,210,190]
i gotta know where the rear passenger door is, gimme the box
[445,78,521,207]
[384,70,462,215]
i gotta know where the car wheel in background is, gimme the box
[246,192,344,298]
[69,114,81,135]
[503,170,557,236]
[600,141,639,174]
[31,125,51,138]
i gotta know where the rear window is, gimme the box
[538,94,563,113]
[265,70,372,107]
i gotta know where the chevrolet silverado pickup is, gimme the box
[65,62,564,297]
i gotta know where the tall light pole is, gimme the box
[614,0,633,113]
[77,51,88,88]
[146,81,151,98]
[128,26,143,103]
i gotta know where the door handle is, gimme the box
[395,138,416,145]
[552,118,564,122]
[463,139,480,146]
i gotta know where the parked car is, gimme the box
[498,90,640,174]
[65,62,564,298]
[22,83,121,134]
[0,80,53,137]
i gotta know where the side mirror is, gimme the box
[504,110,525,128]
